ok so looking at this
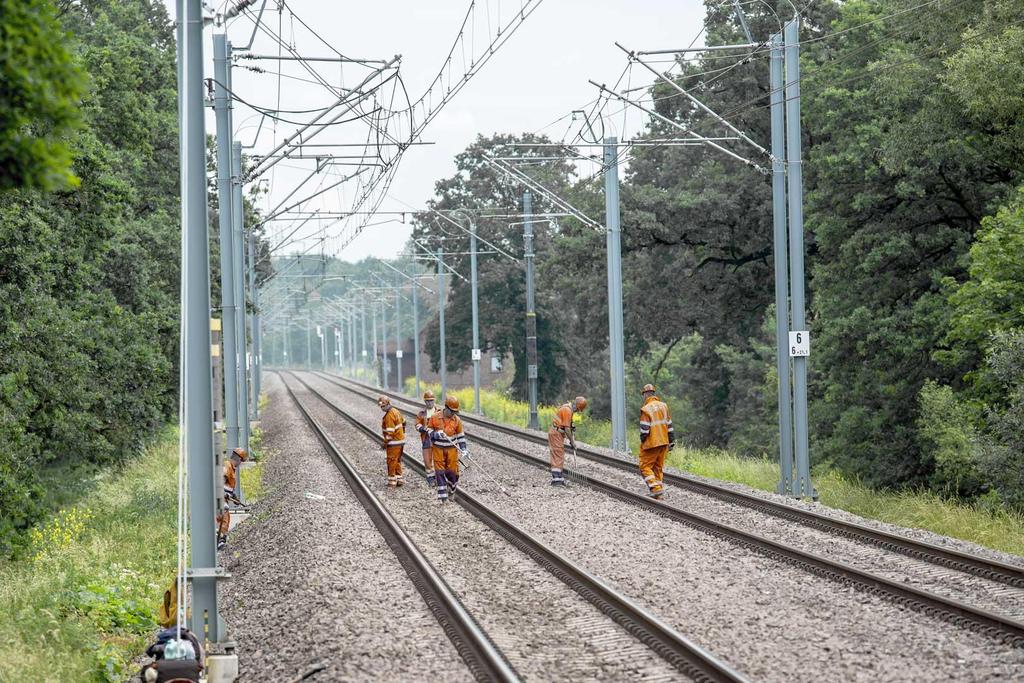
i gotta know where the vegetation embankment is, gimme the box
[0,419,271,683]
[0,430,178,683]
[407,381,1024,557]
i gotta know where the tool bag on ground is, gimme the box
[139,657,203,683]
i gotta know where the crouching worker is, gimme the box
[216,447,247,549]
[428,396,467,502]
[415,390,439,486]
[379,395,406,487]
[548,396,587,486]
[638,384,673,499]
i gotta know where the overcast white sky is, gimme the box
[166,0,706,261]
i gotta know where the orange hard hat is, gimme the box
[232,447,248,461]
[423,390,435,401]
[574,396,588,411]
[642,383,656,394]
[378,395,390,408]
[444,395,460,412]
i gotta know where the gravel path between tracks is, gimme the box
[303,372,1024,683]
[286,373,694,682]
[218,373,473,683]
[317,373,1024,620]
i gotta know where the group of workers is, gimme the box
[375,382,674,502]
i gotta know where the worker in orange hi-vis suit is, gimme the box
[216,447,247,549]
[415,390,439,486]
[638,384,674,499]
[548,396,587,486]
[379,396,406,488]
[428,396,467,503]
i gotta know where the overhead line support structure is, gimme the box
[177,0,224,644]
[231,140,251,463]
[522,193,540,431]
[213,34,241,462]
[604,138,628,453]
[784,18,815,499]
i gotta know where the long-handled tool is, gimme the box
[461,449,514,497]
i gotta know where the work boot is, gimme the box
[647,489,664,500]
[396,479,404,487]
[216,535,226,550]
[427,475,436,487]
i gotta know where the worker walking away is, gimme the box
[638,384,674,499]
[415,390,439,486]
[216,447,247,549]
[379,396,406,487]
[428,396,467,502]
[548,396,587,486]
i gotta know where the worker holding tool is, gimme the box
[548,396,587,486]
[379,395,406,488]
[638,384,673,499]
[216,447,247,549]
[427,396,467,502]
[415,390,439,486]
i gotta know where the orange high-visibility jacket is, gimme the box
[551,403,573,432]
[381,406,407,446]
[223,460,237,491]
[639,395,673,450]
[416,405,438,445]
[427,412,467,451]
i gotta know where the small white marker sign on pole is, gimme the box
[789,331,810,357]
[471,348,482,361]
[396,350,403,359]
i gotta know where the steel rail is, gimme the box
[285,371,751,683]
[278,373,521,683]
[314,371,1024,647]
[330,372,1024,589]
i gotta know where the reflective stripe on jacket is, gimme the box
[639,395,673,450]
[382,407,406,446]
[427,412,467,451]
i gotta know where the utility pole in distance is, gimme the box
[604,138,628,453]
[522,192,540,430]
[438,247,448,399]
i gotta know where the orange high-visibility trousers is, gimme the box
[639,445,668,494]
[385,445,404,486]
[432,445,460,500]
[216,510,230,536]
[547,428,566,469]
[422,444,435,477]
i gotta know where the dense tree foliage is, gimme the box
[0,0,86,190]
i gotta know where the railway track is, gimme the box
[308,370,1024,647]
[280,375,519,683]
[280,371,750,683]
[329,372,1024,589]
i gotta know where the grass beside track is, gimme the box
[406,381,1024,558]
[0,428,179,682]
[0,414,272,683]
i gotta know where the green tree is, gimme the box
[411,134,576,402]
[0,0,85,190]
[806,0,1024,487]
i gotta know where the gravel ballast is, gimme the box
[284,372,695,682]
[218,373,473,683]
[302,371,1024,682]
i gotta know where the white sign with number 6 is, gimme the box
[789,331,810,357]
